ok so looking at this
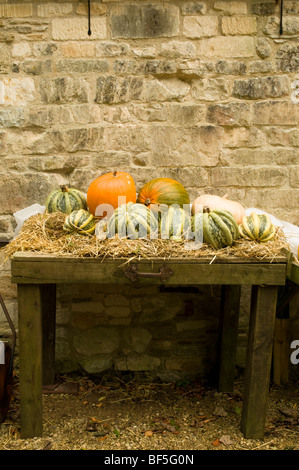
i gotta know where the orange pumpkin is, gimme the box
[191,194,245,224]
[137,178,190,211]
[87,171,136,217]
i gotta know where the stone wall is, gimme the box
[0,0,299,381]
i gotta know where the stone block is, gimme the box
[37,3,73,17]
[103,125,150,152]
[53,127,104,153]
[123,327,152,353]
[150,125,223,167]
[214,1,247,15]
[248,61,274,74]
[115,354,160,371]
[232,76,289,100]
[110,4,180,38]
[222,127,266,148]
[76,2,106,15]
[0,173,57,213]
[52,17,106,40]
[96,41,130,57]
[0,108,25,128]
[207,102,251,126]
[73,327,119,355]
[215,60,246,75]
[256,38,272,59]
[198,36,255,58]
[253,101,299,125]
[183,16,219,38]
[182,2,207,15]
[56,59,109,74]
[0,77,35,105]
[250,2,276,15]
[264,16,299,36]
[211,167,288,187]
[40,77,90,104]
[61,42,95,58]
[144,78,190,102]
[0,3,33,17]
[165,103,204,125]
[276,44,299,72]
[12,42,31,58]
[160,41,196,59]
[19,58,52,75]
[95,76,144,104]
[191,78,230,101]
[221,16,257,35]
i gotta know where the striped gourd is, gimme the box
[160,206,191,241]
[107,202,158,240]
[46,185,87,214]
[191,207,239,249]
[63,209,96,236]
[239,212,276,242]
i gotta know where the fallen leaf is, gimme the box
[220,435,233,446]
[212,439,221,446]
[144,430,154,437]
[96,402,103,408]
[91,417,101,423]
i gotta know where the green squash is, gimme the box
[239,212,276,242]
[192,207,239,249]
[63,209,96,236]
[160,206,191,241]
[107,202,158,240]
[46,185,87,214]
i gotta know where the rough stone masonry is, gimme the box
[0,0,298,380]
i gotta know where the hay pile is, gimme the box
[0,212,290,265]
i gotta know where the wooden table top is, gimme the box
[11,251,291,286]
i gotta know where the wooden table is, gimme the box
[11,252,291,440]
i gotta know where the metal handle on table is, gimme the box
[123,263,173,283]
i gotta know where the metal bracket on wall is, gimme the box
[280,0,284,35]
[87,0,91,36]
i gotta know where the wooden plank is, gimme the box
[217,285,241,392]
[17,284,43,438]
[11,255,287,286]
[241,285,278,439]
[41,284,56,385]
[273,318,290,386]
[288,262,299,286]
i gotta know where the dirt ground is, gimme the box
[0,372,298,452]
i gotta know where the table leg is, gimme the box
[17,284,43,438]
[241,285,278,439]
[217,285,241,392]
[41,284,56,385]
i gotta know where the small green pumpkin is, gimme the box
[239,212,276,242]
[107,202,158,240]
[46,185,87,214]
[160,206,191,241]
[63,209,96,236]
[191,207,239,249]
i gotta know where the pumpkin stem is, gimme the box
[113,171,117,177]
[144,198,151,207]
[60,185,69,192]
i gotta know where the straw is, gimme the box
[0,212,290,265]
